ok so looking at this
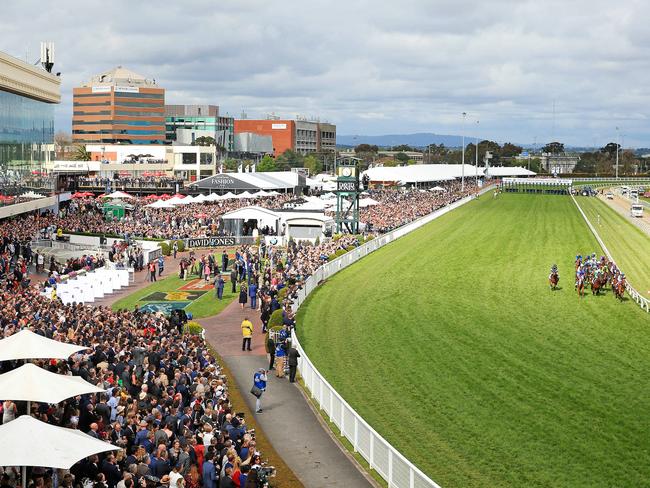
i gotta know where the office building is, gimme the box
[72,66,165,145]
[165,104,234,151]
[0,49,60,177]
[234,118,336,156]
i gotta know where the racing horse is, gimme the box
[591,274,604,295]
[549,271,559,290]
[576,275,586,297]
[612,280,626,301]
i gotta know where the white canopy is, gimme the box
[485,166,536,177]
[146,199,175,208]
[221,206,280,227]
[0,363,104,404]
[253,190,271,197]
[235,191,255,199]
[204,193,221,202]
[193,194,208,203]
[430,186,447,191]
[267,190,281,196]
[105,191,133,199]
[179,195,196,204]
[0,416,116,469]
[19,191,46,199]
[165,196,186,205]
[221,192,238,200]
[359,197,380,207]
[0,330,88,361]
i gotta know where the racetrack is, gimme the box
[297,194,650,488]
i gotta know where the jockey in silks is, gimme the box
[575,255,582,271]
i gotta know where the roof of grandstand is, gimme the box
[362,164,483,185]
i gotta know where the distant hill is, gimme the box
[337,132,466,148]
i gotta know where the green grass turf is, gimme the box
[575,196,650,295]
[297,193,650,488]
[111,274,236,319]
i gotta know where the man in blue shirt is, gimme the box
[248,282,258,309]
[253,368,267,413]
[202,453,217,488]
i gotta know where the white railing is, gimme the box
[571,195,650,313]
[290,189,491,488]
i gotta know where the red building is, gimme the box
[234,119,295,156]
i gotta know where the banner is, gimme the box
[185,237,238,248]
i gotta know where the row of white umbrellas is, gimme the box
[0,330,116,482]
[146,190,281,208]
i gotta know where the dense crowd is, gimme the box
[0,277,273,488]
[360,181,477,233]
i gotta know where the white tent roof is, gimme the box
[362,164,483,185]
[146,199,175,208]
[0,415,116,469]
[20,191,46,199]
[193,194,208,203]
[165,196,186,205]
[237,191,255,199]
[105,191,133,199]
[220,192,238,200]
[306,177,323,189]
[204,193,221,202]
[0,363,104,404]
[0,330,88,361]
[254,190,271,197]
[359,197,380,207]
[485,166,536,177]
[221,206,280,227]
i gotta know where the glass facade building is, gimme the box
[0,50,59,194]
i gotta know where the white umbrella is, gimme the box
[254,190,270,197]
[165,196,185,205]
[0,330,88,361]
[0,416,116,469]
[267,190,281,196]
[105,191,133,199]
[221,192,237,200]
[205,193,222,202]
[359,197,380,207]
[0,363,104,404]
[430,186,447,192]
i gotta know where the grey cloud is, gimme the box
[1,0,649,146]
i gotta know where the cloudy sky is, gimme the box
[2,0,649,146]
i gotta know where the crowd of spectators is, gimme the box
[0,281,272,488]
[361,181,477,233]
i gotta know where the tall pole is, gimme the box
[616,127,621,180]
[475,120,479,182]
[461,112,466,191]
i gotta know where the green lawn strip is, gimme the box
[297,194,650,488]
[112,274,236,319]
[575,196,650,295]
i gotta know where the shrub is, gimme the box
[277,287,288,302]
[335,249,347,257]
[185,321,203,335]
[365,235,375,242]
[345,245,356,252]
[159,242,171,256]
[328,254,337,261]
[268,309,284,329]
[175,240,186,252]
[314,236,320,246]
[332,233,343,241]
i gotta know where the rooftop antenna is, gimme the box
[40,42,54,73]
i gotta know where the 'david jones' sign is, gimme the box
[185,237,237,248]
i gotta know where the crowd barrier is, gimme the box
[571,195,649,313]
[43,267,132,305]
[290,189,491,488]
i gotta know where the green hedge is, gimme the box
[328,254,337,261]
[159,242,171,256]
[335,249,347,257]
[174,240,186,252]
[277,287,288,302]
[268,309,284,329]
[185,321,203,335]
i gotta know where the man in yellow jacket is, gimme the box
[241,317,253,352]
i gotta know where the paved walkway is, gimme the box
[200,301,375,488]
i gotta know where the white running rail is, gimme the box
[290,189,491,488]
[571,195,649,313]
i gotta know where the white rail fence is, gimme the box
[290,191,489,488]
[571,195,649,313]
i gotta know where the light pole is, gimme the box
[616,127,621,180]
[461,112,467,191]
[475,120,479,183]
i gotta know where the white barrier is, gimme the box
[43,267,132,305]
[571,195,650,313]
[290,190,490,488]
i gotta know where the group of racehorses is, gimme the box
[548,254,627,300]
